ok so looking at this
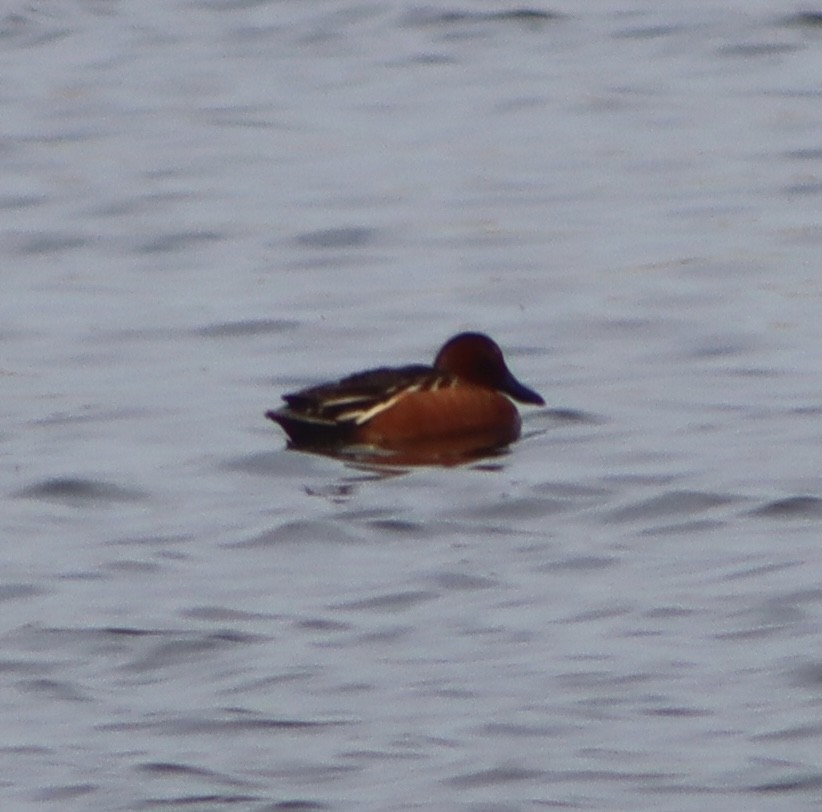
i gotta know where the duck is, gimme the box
[266,332,544,458]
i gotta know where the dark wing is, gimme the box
[283,364,447,425]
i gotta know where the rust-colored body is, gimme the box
[266,332,544,463]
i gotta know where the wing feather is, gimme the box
[282,365,452,424]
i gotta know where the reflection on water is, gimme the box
[281,432,514,469]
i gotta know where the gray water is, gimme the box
[3,2,822,810]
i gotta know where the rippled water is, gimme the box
[4,2,822,810]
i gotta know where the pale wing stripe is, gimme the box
[347,392,407,425]
[319,393,379,408]
[341,380,427,425]
[280,409,338,426]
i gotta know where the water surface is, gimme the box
[3,2,822,810]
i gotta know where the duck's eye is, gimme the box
[474,354,497,378]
